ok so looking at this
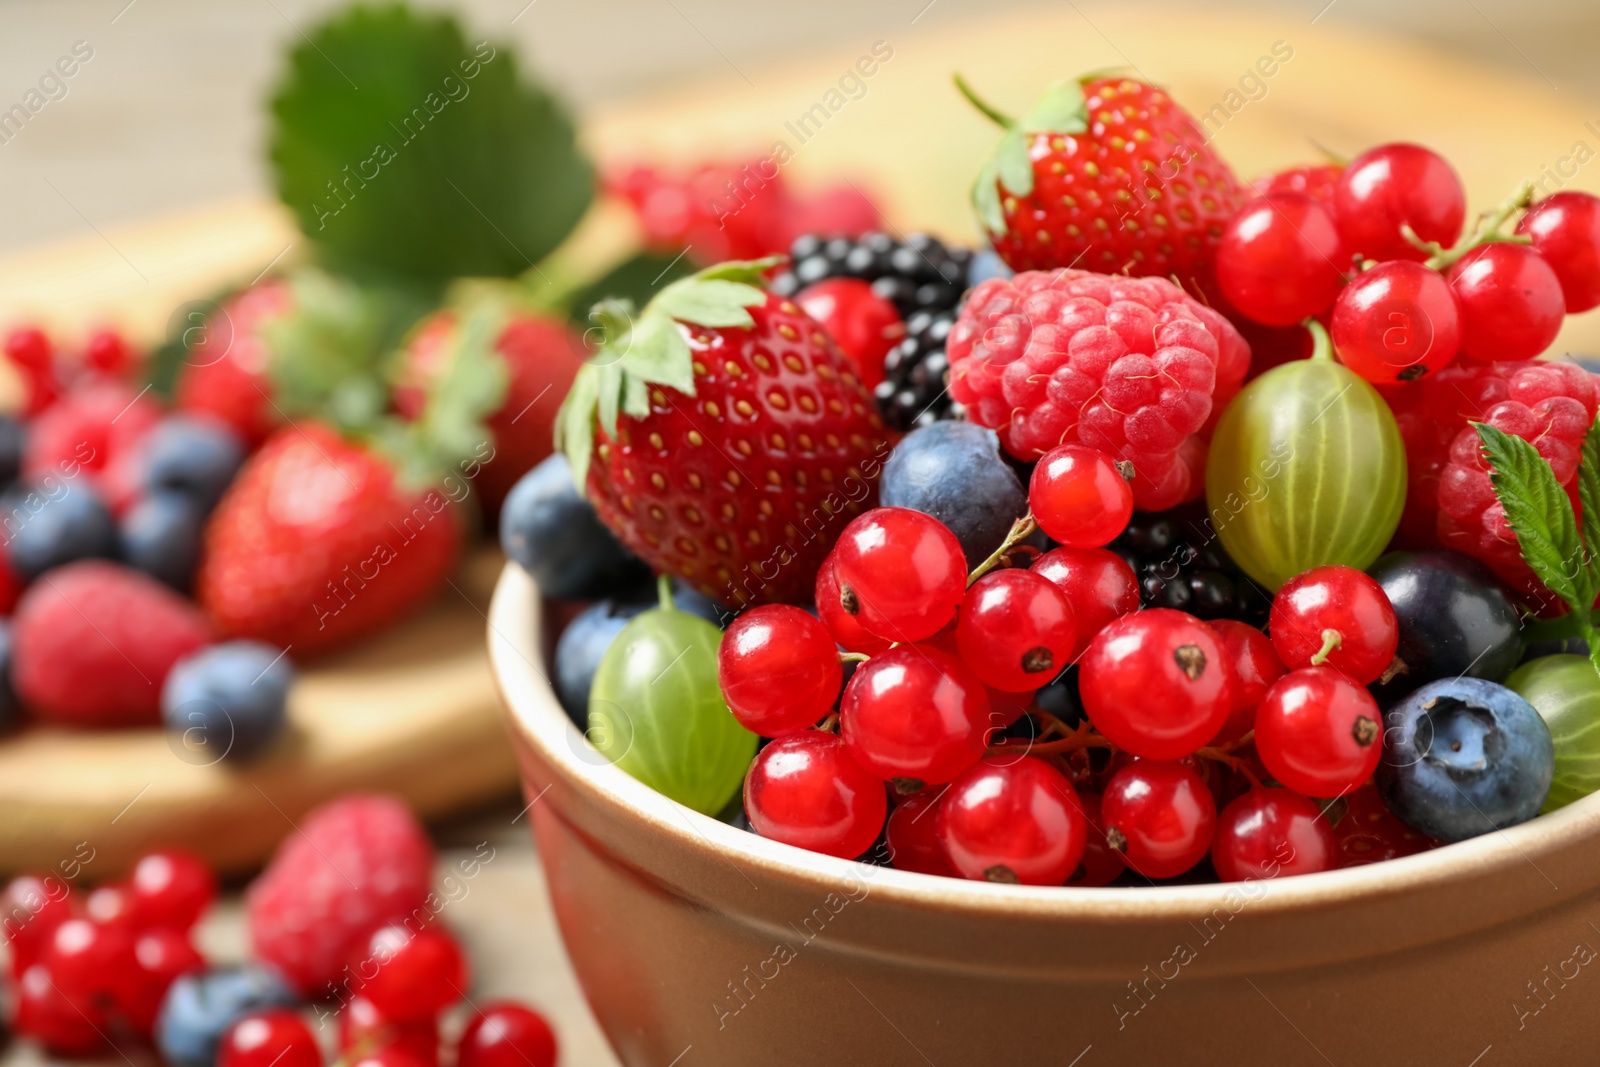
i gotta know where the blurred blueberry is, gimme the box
[0,415,23,493]
[966,248,1013,288]
[121,491,205,592]
[663,577,735,628]
[553,600,645,727]
[0,621,17,732]
[500,454,647,599]
[139,416,246,512]
[880,422,1028,568]
[4,482,117,579]
[163,641,293,763]
[156,965,296,1067]
[1571,356,1600,375]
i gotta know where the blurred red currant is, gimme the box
[1028,445,1133,548]
[937,757,1086,885]
[115,927,205,1036]
[1079,609,1234,759]
[1,874,74,976]
[219,1010,322,1067]
[1216,192,1346,326]
[885,790,954,876]
[361,925,469,1022]
[340,996,438,1067]
[956,570,1076,692]
[1207,619,1284,746]
[1255,667,1383,797]
[1447,243,1565,362]
[83,329,136,377]
[1212,788,1337,882]
[1331,260,1461,383]
[815,555,891,656]
[13,962,106,1055]
[130,848,217,932]
[1030,547,1139,660]
[832,508,967,642]
[719,605,842,736]
[1516,190,1600,313]
[1064,792,1126,887]
[1101,760,1217,879]
[840,645,991,787]
[744,732,887,858]
[42,916,134,1003]
[796,278,901,390]
[1333,143,1465,261]
[1270,566,1398,685]
[458,1002,558,1067]
[86,882,139,933]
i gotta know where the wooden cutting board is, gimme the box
[0,4,1596,881]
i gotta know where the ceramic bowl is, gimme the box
[488,565,1600,1066]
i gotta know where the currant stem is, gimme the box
[1308,628,1342,666]
[1194,746,1264,789]
[839,651,871,664]
[817,713,839,733]
[1421,180,1537,272]
[953,73,1015,129]
[967,514,1039,587]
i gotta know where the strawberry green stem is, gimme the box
[1417,180,1537,271]
[953,73,1015,129]
[1308,628,1342,666]
[967,514,1039,587]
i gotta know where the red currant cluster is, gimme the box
[3,849,214,1053]
[717,438,1433,886]
[4,325,137,416]
[1218,143,1600,384]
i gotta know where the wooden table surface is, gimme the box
[3,5,1599,1066]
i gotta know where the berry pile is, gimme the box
[3,796,560,1067]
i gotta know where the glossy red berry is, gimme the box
[1216,192,1346,326]
[3,327,60,417]
[1255,667,1383,797]
[1331,260,1461,383]
[956,570,1076,692]
[349,1050,432,1067]
[1212,788,1338,882]
[1079,609,1234,759]
[1447,243,1565,362]
[13,962,107,1055]
[937,757,1086,885]
[885,790,954,876]
[220,1010,323,1067]
[360,925,469,1022]
[458,1002,558,1067]
[814,555,891,655]
[129,848,217,932]
[832,508,967,642]
[1028,445,1133,548]
[1207,620,1284,746]
[42,915,134,1003]
[340,997,438,1066]
[840,645,991,787]
[83,329,136,377]
[1064,792,1126,887]
[744,732,888,858]
[2,874,74,976]
[719,605,842,736]
[1270,566,1398,685]
[1030,547,1139,660]
[1516,191,1600,313]
[115,927,206,1036]
[795,277,902,390]
[86,882,140,933]
[1101,760,1217,879]
[1333,143,1466,262]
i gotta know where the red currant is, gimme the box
[1516,191,1600,313]
[1255,667,1383,797]
[115,927,205,1036]
[885,790,955,876]
[956,570,1076,692]
[220,1010,322,1067]
[341,997,439,1067]
[1064,792,1126,887]
[85,882,139,933]
[1447,242,1565,362]
[83,329,136,378]
[1333,143,1465,262]
[937,757,1086,885]
[984,685,1033,729]
[744,732,888,858]
[1028,445,1133,548]
[1207,620,1284,747]
[1100,760,1217,879]
[832,508,967,642]
[840,645,991,787]
[13,962,107,1055]
[1212,788,1337,882]
[1216,192,1346,326]
[1270,566,1398,685]
[1030,547,1139,660]
[1078,609,1234,759]
[795,278,902,390]
[719,605,842,736]
[458,1002,558,1067]
[360,925,469,1022]
[129,848,217,932]
[2,327,60,416]
[1333,784,1441,867]
[814,555,891,655]
[42,915,134,1004]
[349,1050,432,1067]
[1331,260,1461,383]
[2,874,74,976]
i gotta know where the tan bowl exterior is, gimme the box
[489,565,1600,1066]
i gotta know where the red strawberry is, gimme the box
[557,260,891,607]
[174,280,293,449]
[393,306,583,512]
[13,560,212,725]
[962,75,1246,293]
[195,422,463,656]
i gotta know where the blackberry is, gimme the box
[771,232,985,432]
[1109,504,1272,626]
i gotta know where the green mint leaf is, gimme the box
[268,4,592,283]
[1475,421,1592,616]
[1579,412,1600,600]
[1018,80,1089,135]
[653,278,764,329]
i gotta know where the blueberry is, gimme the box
[0,620,18,732]
[139,416,246,512]
[0,415,23,492]
[552,599,645,727]
[3,482,117,579]
[1366,550,1522,706]
[879,422,1028,568]
[121,491,205,591]
[155,965,297,1067]
[162,641,294,762]
[966,248,1014,288]
[1376,677,1554,842]
[663,578,736,628]
[500,454,647,599]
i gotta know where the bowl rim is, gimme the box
[489,562,1600,921]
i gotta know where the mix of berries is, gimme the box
[3,796,559,1067]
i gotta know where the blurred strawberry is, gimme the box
[175,281,293,449]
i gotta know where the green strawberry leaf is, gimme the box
[1018,80,1090,136]
[971,158,1009,237]
[595,360,624,439]
[619,314,695,395]
[556,363,600,490]
[1579,412,1600,597]
[260,268,393,431]
[653,278,765,329]
[993,127,1035,202]
[1475,421,1593,616]
[268,3,592,284]
[969,81,1087,235]
[561,253,697,328]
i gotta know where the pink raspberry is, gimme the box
[947,270,1248,510]
[246,794,434,995]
